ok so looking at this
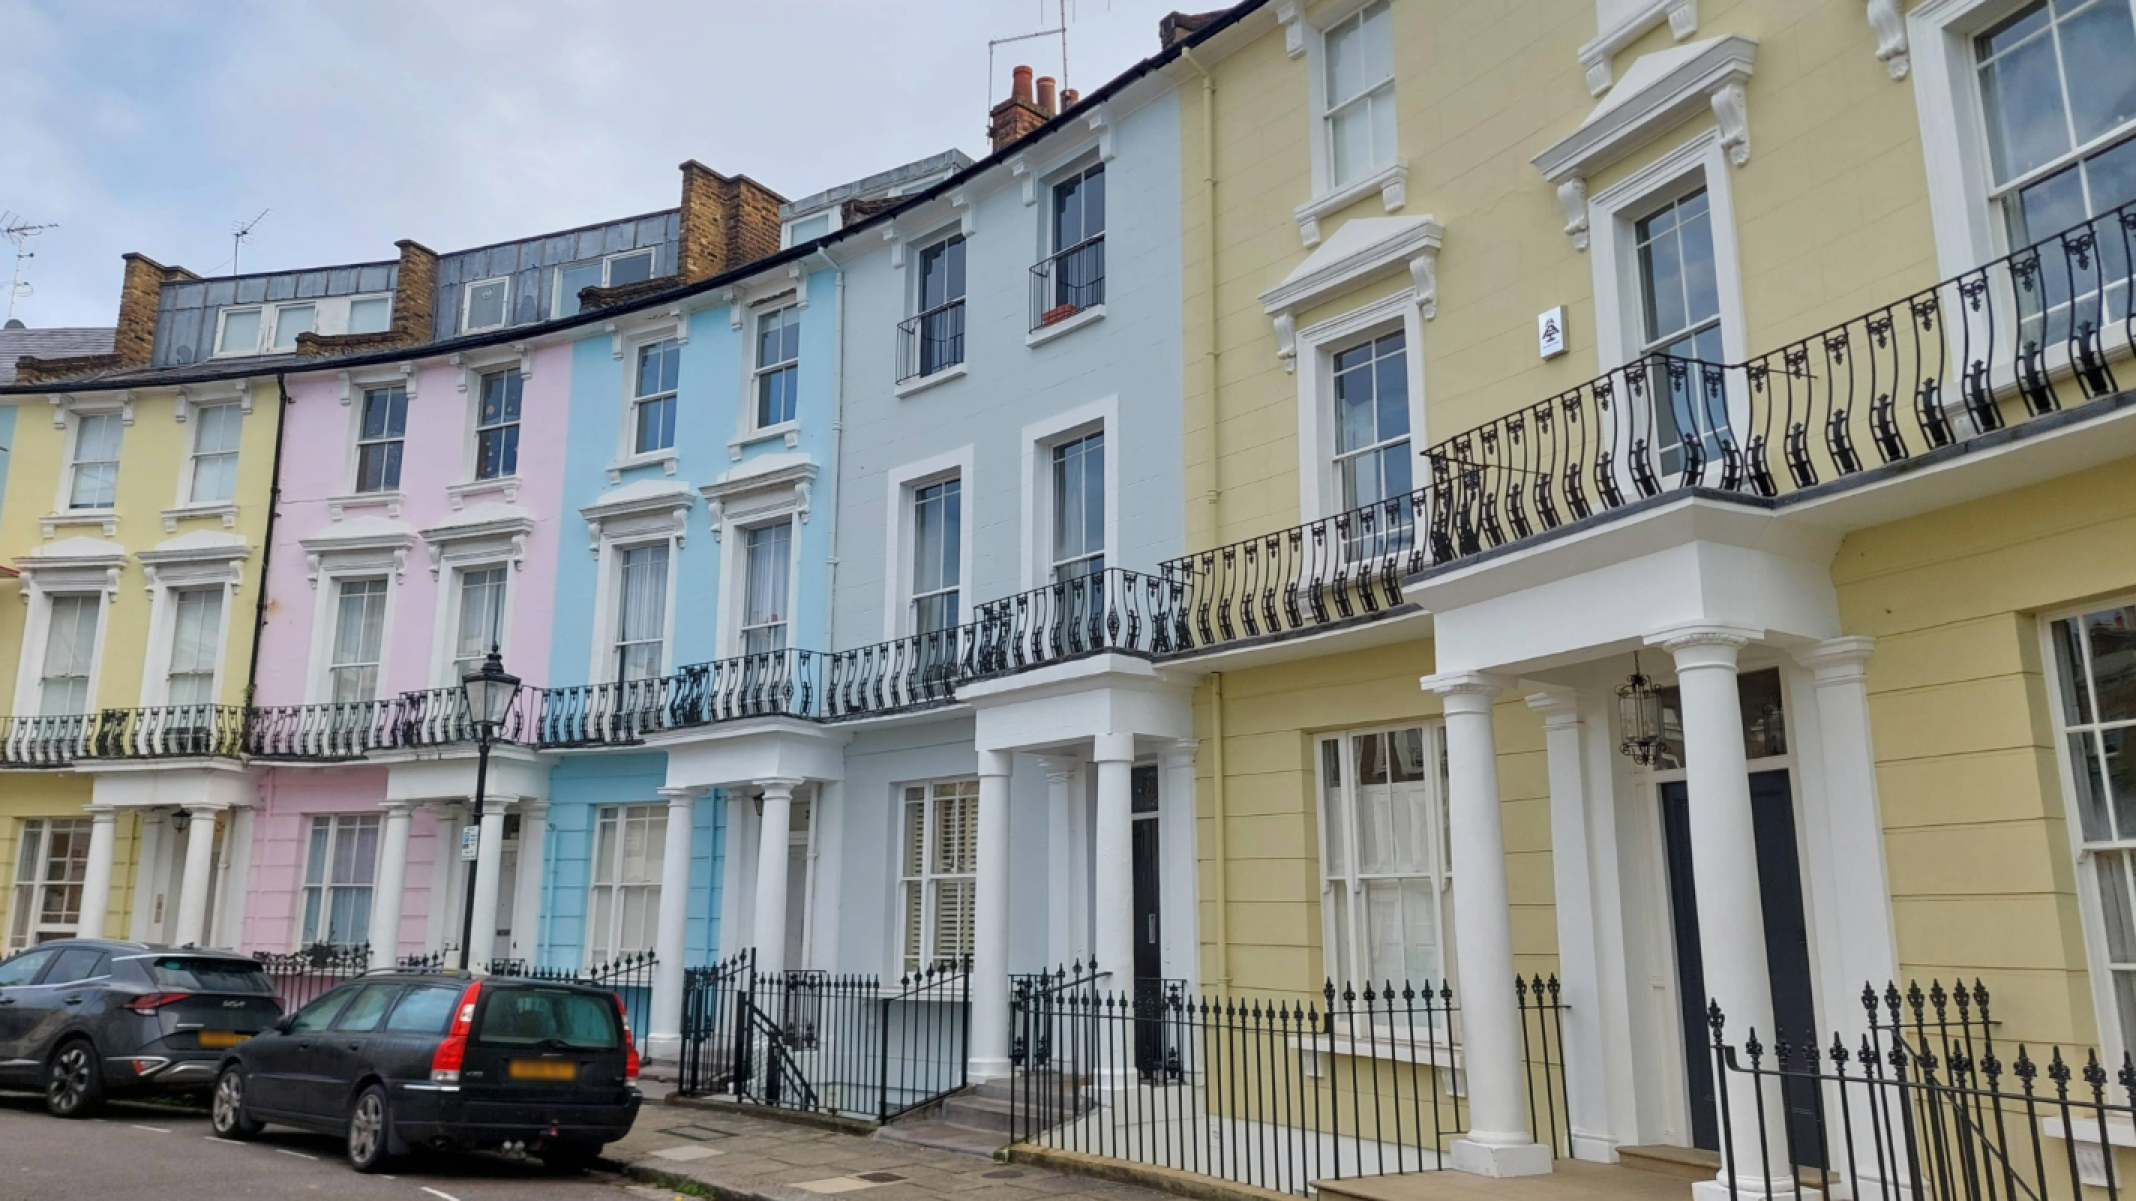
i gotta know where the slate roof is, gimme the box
[0,326,115,384]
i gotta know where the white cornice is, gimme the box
[1535,35,1757,186]
[1258,216,1443,371]
[579,478,695,555]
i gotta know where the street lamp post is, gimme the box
[457,647,521,971]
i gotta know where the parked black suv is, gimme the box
[210,970,642,1172]
[0,939,282,1117]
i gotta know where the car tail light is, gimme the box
[429,980,484,1084]
[612,993,640,1081]
[125,992,192,1013]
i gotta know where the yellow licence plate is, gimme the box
[508,1059,577,1082]
[198,1031,249,1048]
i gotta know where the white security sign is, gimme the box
[1538,306,1567,359]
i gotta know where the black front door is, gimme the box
[1660,769,1822,1167]
[1130,764,1165,1074]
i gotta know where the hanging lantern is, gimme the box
[1617,653,1664,766]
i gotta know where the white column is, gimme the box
[647,785,705,1062]
[752,780,799,976]
[1652,626,1799,1201]
[510,799,549,964]
[1527,690,1616,1163]
[74,806,120,940]
[423,804,458,955]
[717,791,751,961]
[1042,758,1080,969]
[1425,673,1552,1179]
[809,781,844,969]
[368,802,415,961]
[1091,734,1137,990]
[172,805,222,948]
[464,801,511,969]
[1161,739,1202,992]
[215,805,257,950]
[969,749,1015,1080]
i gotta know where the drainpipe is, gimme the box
[243,373,293,708]
[1180,46,1221,549]
[812,247,846,653]
[1211,671,1229,989]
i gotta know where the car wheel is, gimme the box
[210,1066,263,1139]
[345,1084,396,1173]
[44,1039,105,1119]
[537,1142,604,1173]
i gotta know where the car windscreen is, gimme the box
[384,985,461,1034]
[474,988,620,1050]
[146,956,274,994]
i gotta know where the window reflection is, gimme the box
[1652,667,1788,769]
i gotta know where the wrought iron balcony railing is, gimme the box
[1029,235,1105,333]
[1162,200,2136,655]
[895,298,966,384]
[9,206,2131,765]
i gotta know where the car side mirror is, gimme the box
[274,1014,296,1034]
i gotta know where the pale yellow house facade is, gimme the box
[1170,0,2136,1186]
[0,329,279,953]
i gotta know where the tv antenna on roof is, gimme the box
[231,209,270,275]
[2,213,58,325]
[988,0,1071,126]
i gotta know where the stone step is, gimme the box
[873,1119,1009,1158]
[1617,1144,1719,1182]
[939,1092,1017,1133]
[969,1074,1088,1103]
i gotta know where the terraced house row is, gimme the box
[8,0,2136,1196]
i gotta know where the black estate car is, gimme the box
[210,970,642,1172]
[0,939,282,1117]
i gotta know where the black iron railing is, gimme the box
[0,704,250,766]
[897,298,967,383]
[1708,978,2136,1200]
[1031,236,1106,333]
[535,650,821,747]
[676,947,971,1122]
[244,685,533,762]
[254,942,374,1012]
[1006,972,1569,1197]
[968,567,1191,679]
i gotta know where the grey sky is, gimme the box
[0,0,1190,329]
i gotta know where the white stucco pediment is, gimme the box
[299,514,417,587]
[702,454,816,535]
[1579,0,1699,95]
[419,501,537,579]
[580,477,694,554]
[137,529,251,589]
[18,535,128,566]
[13,535,127,594]
[1258,216,1443,372]
[1535,34,1756,249]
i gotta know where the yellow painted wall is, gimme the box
[1834,455,2136,1050]
[0,381,279,712]
[0,778,143,946]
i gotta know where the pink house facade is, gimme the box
[241,340,570,966]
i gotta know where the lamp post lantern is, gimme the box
[457,647,521,971]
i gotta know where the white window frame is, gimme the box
[1295,0,1408,239]
[10,561,118,717]
[882,447,975,640]
[581,489,690,685]
[708,469,812,661]
[728,517,797,659]
[461,275,512,335]
[138,563,241,710]
[471,367,524,483]
[442,563,511,686]
[781,209,841,250]
[322,576,392,705]
[8,818,92,952]
[622,334,683,468]
[347,293,393,336]
[351,384,410,496]
[747,304,803,436]
[1294,292,1429,526]
[212,295,390,358]
[160,586,226,706]
[63,410,123,513]
[586,803,667,966]
[1047,431,1107,584]
[2042,596,2136,1069]
[895,778,980,976]
[1906,0,2136,276]
[185,402,245,507]
[295,813,381,951]
[552,247,659,319]
[1019,398,1120,592]
[1312,722,1454,992]
[901,227,970,388]
[611,541,674,683]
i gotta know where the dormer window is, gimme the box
[554,248,658,319]
[783,211,835,248]
[463,276,510,333]
[271,304,315,351]
[213,296,383,356]
[348,296,391,335]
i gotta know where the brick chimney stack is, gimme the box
[1036,75,1058,116]
[988,64,1051,151]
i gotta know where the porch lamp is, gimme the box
[1616,652,1665,767]
[455,647,521,971]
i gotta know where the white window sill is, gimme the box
[1294,162,1410,247]
[1026,304,1106,348]
[327,490,403,521]
[606,449,681,482]
[895,363,968,399]
[446,476,521,510]
[161,501,239,532]
[728,421,801,461]
[41,509,118,538]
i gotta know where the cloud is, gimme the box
[1,0,1186,329]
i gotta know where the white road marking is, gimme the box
[129,1123,172,1133]
[420,1188,461,1201]
[273,1147,318,1160]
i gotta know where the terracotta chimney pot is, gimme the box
[1012,64,1035,105]
[1036,76,1058,115]
[1062,88,1080,108]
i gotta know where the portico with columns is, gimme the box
[75,764,258,950]
[375,748,553,967]
[1406,499,1900,1192]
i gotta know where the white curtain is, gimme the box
[742,523,791,654]
[39,595,99,714]
[165,588,224,706]
[617,545,669,680]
